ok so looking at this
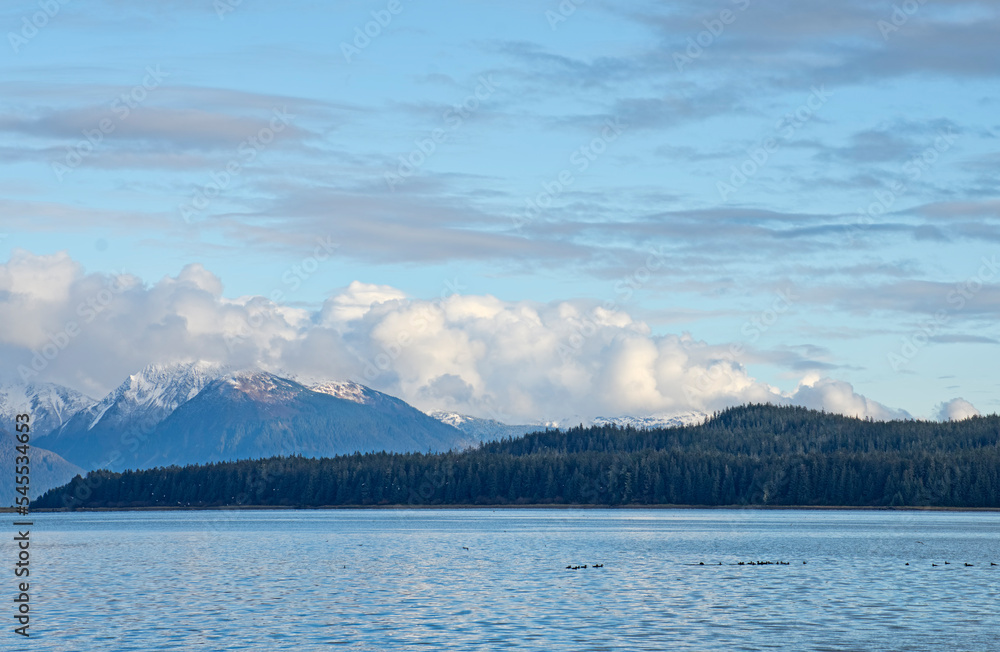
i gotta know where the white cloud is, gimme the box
[0,250,910,423]
[789,375,909,421]
[320,280,408,327]
[934,397,980,422]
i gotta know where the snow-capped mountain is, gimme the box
[78,360,226,429]
[39,365,466,471]
[110,369,465,469]
[593,412,708,430]
[427,410,707,443]
[310,380,372,405]
[8,361,712,475]
[42,361,229,470]
[0,382,97,438]
[428,411,551,443]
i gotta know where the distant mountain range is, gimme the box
[593,413,707,430]
[38,361,224,470]
[427,411,551,442]
[430,410,708,441]
[0,362,707,496]
[0,382,97,442]
[30,364,465,472]
[0,382,94,498]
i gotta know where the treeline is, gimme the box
[35,404,1000,509]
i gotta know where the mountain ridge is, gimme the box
[127,369,466,469]
[35,404,1000,510]
[0,382,97,439]
[22,365,469,471]
[1,365,818,476]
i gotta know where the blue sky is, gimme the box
[1,0,998,421]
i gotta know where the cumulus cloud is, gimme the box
[0,250,908,423]
[320,281,408,326]
[789,374,909,421]
[935,398,980,422]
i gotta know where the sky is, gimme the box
[0,0,997,423]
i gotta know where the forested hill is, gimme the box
[34,404,1000,510]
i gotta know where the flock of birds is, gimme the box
[563,560,999,570]
[461,542,999,572]
[558,559,1000,570]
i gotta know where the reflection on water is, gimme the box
[8,509,999,651]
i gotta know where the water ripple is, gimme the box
[3,509,997,651]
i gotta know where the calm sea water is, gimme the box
[5,509,999,651]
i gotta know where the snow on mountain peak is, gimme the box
[310,381,371,405]
[428,411,472,428]
[219,369,297,402]
[592,412,708,429]
[87,361,229,429]
[0,382,97,436]
[122,361,226,390]
[426,409,708,444]
[426,410,552,444]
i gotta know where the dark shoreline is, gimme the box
[12,504,1000,513]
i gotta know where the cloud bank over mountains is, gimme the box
[2,249,965,423]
